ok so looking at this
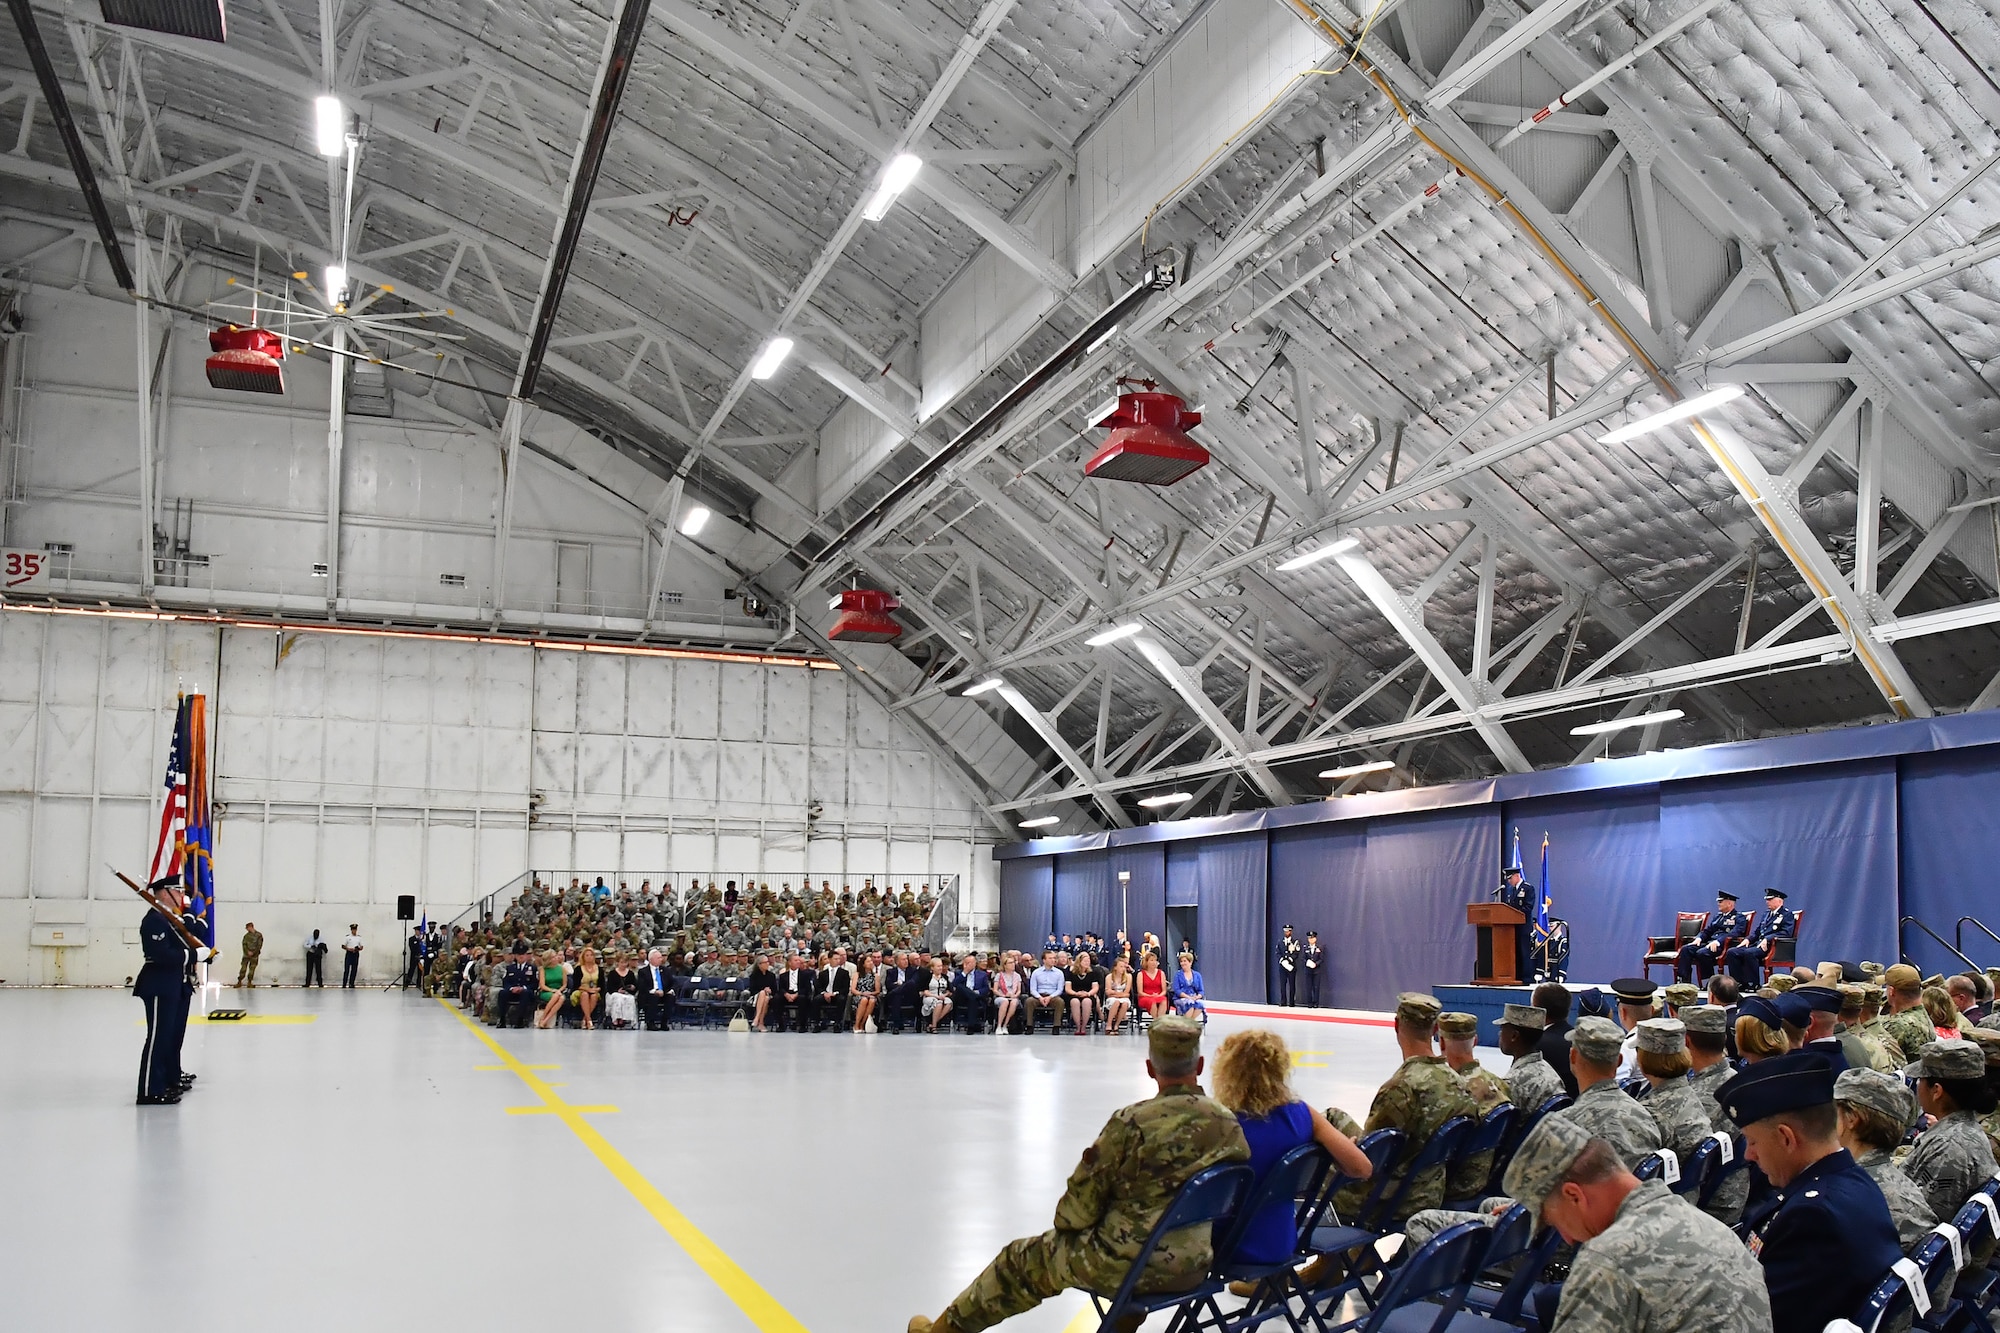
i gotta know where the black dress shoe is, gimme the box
[178,1073,197,1085]
[136,1092,182,1105]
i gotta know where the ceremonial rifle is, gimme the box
[109,866,216,960]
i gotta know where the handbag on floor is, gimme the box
[727,1007,750,1033]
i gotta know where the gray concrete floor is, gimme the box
[1,988,1434,1333]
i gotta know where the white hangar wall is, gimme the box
[0,610,1000,986]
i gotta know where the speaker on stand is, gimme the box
[385,896,417,991]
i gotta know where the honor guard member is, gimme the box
[1302,930,1324,1006]
[1276,925,1302,1007]
[1498,863,1535,981]
[1725,889,1796,989]
[1675,891,1749,984]
[134,879,194,1105]
[237,920,264,988]
[1497,1004,1564,1110]
[1502,1115,1774,1333]
[906,1016,1249,1333]
[1331,993,1478,1224]
[1724,1051,1901,1333]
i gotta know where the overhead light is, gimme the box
[678,505,710,537]
[963,677,1004,696]
[1019,815,1060,829]
[1085,622,1144,647]
[313,95,346,157]
[323,264,347,303]
[1137,792,1192,809]
[749,336,794,381]
[1597,386,1745,444]
[861,153,923,222]
[1568,708,1685,737]
[1320,759,1395,779]
[1276,536,1359,572]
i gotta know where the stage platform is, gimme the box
[1435,981,1607,1046]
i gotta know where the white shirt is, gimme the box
[343,934,364,952]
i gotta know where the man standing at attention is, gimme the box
[236,920,263,988]
[1303,930,1323,1006]
[907,1016,1248,1333]
[1276,925,1301,1007]
[341,924,364,988]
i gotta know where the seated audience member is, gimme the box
[851,951,881,1032]
[1496,1003,1563,1109]
[744,953,777,1031]
[1534,981,1580,1097]
[1171,953,1206,1019]
[1734,994,1791,1064]
[1502,1117,1773,1333]
[571,946,603,1030]
[990,956,1021,1035]
[920,958,954,1034]
[1834,1068,1938,1251]
[1557,1017,1662,1167]
[637,948,673,1030]
[906,1017,1249,1333]
[816,950,851,1032]
[604,952,638,1028]
[501,943,539,1028]
[775,953,813,1032]
[1902,1038,2000,1222]
[1027,952,1065,1029]
[1210,1029,1370,1292]
[534,950,567,1029]
[1135,952,1169,1021]
[1723,1052,1901,1333]
[951,953,990,1033]
[1101,957,1133,1035]
[1064,953,1101,1035]
[1633,1019,1710,1163]
[1922,986,1961,1039]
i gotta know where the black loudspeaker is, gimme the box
[396,895,416,921]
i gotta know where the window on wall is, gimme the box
[555,542,591,614]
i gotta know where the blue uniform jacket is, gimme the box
[1746,906,1797,946]
[1745,1148,1901,1333]
[132,907,190,998]
[1698,909,1748,945]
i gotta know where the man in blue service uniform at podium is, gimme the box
[1675,890,1748,983]
[1497,862,1534,982]
[1721,1051,1900,1333]
[134,879,197,1106]
[1726,889,1797,988]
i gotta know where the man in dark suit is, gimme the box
[882,951,918,1033]
[1725,1052,1900,1333]
[636,947,673,1031]
[814,950,851,1031]
[134,881,193,1105]
[952,953,992,1032]
[1533,981,1580,1097]
[775,952,814,1032]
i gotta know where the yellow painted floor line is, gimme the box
[506,1104,616,1115]
[438,1000,809,1333]
[477,1063,559,1070]
[1061,1300,1102,1332]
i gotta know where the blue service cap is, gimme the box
[1573,987,1612,1019]
[1715,1050,1836,1126]
[1772,990,1811,1026]
[1738,993,1785,1029]
[1793,985,1844,1014]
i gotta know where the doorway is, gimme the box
[1166,906,1197,967]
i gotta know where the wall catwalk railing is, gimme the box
[1958,918,2000,964]
[1898,916,1980,974]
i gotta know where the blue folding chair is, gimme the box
[1302,1120,1476,1323]
[1671,1136,1724,1200]
[1442,1106,1516,1209]
[1323,1220,1493,1333]
[1697,1135,1750,1211]
[1944,1176,2000,1325]
[1457,1207,1565,1330]
[1077,1163,1255,1333]
[1489,1097,1569,1191]
[1632,1153,1665,1183]
[1186,1144,1333,1333]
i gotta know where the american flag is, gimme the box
[149,697,191,884]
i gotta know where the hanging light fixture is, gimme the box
[1568,708,1685,737]
[1084,622,1144,647]
[678,505,711,537]
[313,95,346,157]
[962,677,1004,696]
[750,337,794,381]
[1276,536,1358,572]
[1319,759,1395,779]
[861,153,923,221]
[1018,815,1060,829]
[1598,386,1744,444]
[1136,792,1192,808]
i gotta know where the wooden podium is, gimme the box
[1467,903,1526,985]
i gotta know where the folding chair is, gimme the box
[1697,1135,1750,1212]
[1939,1179,2000,1329]
[1301,1121,1473,1322]
[1672,1136,1726,1200]
[1488,1097,1569,1193]
[1074,1162,1254,1333]
[1457,1207,1566,1329]
[1442,1106,1516,1210]
[1632,1153,1665,1183]
[1195,1143,1335,1333]
[1321,1220,1493,1333]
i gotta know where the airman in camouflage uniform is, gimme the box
[1438,1012,1509,1199]
[1902,1039,2000,1223]
[236,922,264,987]
[1881,964,1941,1065]
[1556,1018,1662,1168]
[1834,1069,1939,1252]
[1631,1020,1713,1173]
[1965,1029,2000,1162]
[1497,1004,1565,1110]
[1502,1116,1774,1333]
[907,1016,1249,1333]
[1682,1006,1748,1224]
[1331,994,1477,1223]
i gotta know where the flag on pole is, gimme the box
[181,693,215,949]
[1535,833,1553,946]
[148,697,190,884]
[1507,827,1523,873]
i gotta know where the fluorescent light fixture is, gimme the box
[1568,708,1685,737]
[861,153,923,221]
[313,95,346,157]
[1019,815,1060,829]
[1598,386,1745,444]
[1320,759,1395,779]
[749,336,794,381]
[1085,622,1144,647]
[323,264,347,302]
[1137,792,1192,809]
[1275,536,1359,572]
[963,677,1004,696]
[678,504,710,537]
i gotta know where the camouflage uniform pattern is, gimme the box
[939,1085,1249,1332]
[1882,1008,1939,1069]
[1686,1061,1748,1225]
[1504,1050,1565,1112]
[1902,1109,1999,1223]
[1547,1178,1774,1333]
[1639,1077,1714,1164]
[1332,1055,1478,1223]
[236,927,263,986]
[1446,1061,1510,1200]
[1853,1148,1939,1251]
[1556,1079,1662,1169]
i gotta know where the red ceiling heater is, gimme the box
[828,589,903,643]
[1083,380,1209,485]
[205,324,286,394]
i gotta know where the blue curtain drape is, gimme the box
[1499,789,1663,984]
[1110,842,1168,958]
[1267,822,1371,1006]
[1899,748,2000,974]
[1360,808,1495,1009]
[1053,850,1113,942]
[1176,833,1267,1003]
[1660,758,1898,966]
[998,857,1053,955]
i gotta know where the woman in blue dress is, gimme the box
[1171,951,1207,1018]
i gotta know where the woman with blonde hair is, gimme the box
[1733,993,1790,1063]
[534,949,567,1029]
[1211,1029,1373,1272]
[572,946,602,1030]
[1102,956,1133,1034]
[990,954,1022,1034]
